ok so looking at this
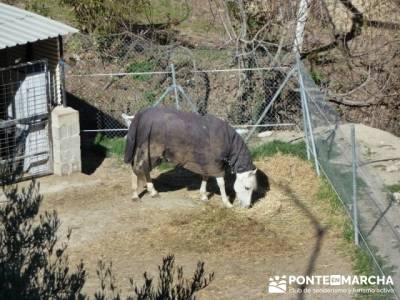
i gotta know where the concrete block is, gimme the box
[61,149,72,162]
[51,106,80,129]
[53,135,80,157]
[71,161,81,173]
[70,148,81,162]
[60,125,69,140]
[51,106,81,176]
[51,126,65,141]
[54,162,71,176]
[64,135,81,149]
[53,145,61,161]
[68,123,80,137]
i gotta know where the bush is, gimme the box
[0,177,86,299]
[93,134,126,158]
[60,0,149,35]
[0,165,213,300]
[126,59,156,82]
[95,255,214,300]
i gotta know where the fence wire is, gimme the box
[65,33,301,138]
[0,61,53,181]
[298,59,400,299]
[65,32,400,296]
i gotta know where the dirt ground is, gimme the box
[25,153,354,300]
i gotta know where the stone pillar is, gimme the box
[51,106,81,175]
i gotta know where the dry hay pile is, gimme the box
[145,153,341,258]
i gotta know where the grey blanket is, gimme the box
[124,107,254,176]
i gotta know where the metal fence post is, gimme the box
[245,67,296,142]
[297,57,320,176]
[296,58,311,160]
[351,124,359,246]
[59,59,67,107]
[170,64,179,110]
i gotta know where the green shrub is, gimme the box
[26,0,50,16]
[0,175,86,299]
[93,134,125,158]
[60,0,149,35]
[143,90,157,104]
[250,140,307,160]
[309,68,326,86]
[0,163,213,300]
[386,183,400,193]
[126,59,156,81]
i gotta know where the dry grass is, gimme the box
[146,153,344,260]
[36,153,353,299]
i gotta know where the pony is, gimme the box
[123,107,257,208]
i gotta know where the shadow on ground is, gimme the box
[152,166,269,205]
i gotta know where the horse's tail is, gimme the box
[124,110,142,164]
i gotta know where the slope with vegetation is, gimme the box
[8,0,400,136]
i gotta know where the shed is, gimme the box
[0,3,78,180]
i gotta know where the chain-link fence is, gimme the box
[298,58,400,299]
[65,33,301,139]
[65,32,400,297]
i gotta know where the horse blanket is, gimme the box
[124,107,254,177]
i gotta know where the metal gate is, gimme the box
[0,60,53,181]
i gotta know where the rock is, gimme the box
[393,192,400,204]
[386,165,399,172]
[257,131,273,138]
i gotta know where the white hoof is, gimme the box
[150,191,159,198]
[132,192,139,201]
[201,194,209,202]
[223,200,233,208]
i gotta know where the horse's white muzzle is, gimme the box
[234,169,257,208]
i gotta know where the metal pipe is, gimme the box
[171,64,179,110]
[153,86,173,107]
[351,124,359,246]
[177,85,197,112]
[58,35,67,107]
[297,60,320,176]
[233,123,297,128]
[59,59,67,107]
[297,55,311,159]
[245,67,296,142]
[81,129,128,132]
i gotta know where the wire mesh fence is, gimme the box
[0,60,53,181]
[65,32,400,297]
[298,58,400,299]
[65,33,301,138]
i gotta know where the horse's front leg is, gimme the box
[216,177,233,208]
[200,176,209,202]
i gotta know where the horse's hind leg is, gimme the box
[131,163,146,200]
[131,169,140,200]
[144,170,159,198]
[200,176,209,202]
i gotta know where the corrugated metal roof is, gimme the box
[0,3,78,50]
